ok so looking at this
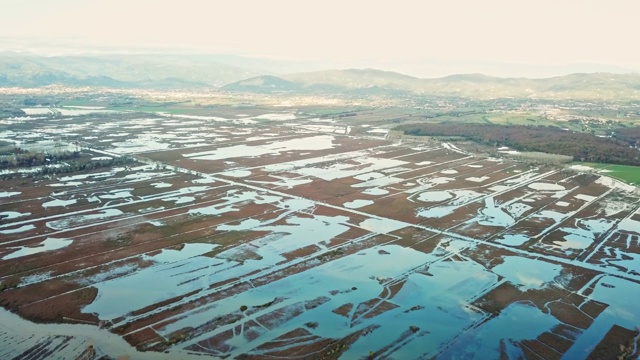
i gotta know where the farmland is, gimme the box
[572,163,640,185]
[1,106,640,359]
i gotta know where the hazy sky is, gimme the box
[2,0,639,71]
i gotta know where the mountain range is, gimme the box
[223,69,640,100]
[1,52,639,101]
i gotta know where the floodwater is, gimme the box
[2,237,72,260]
[21,107,115,116]
[0,191,20,198]
[83,243,218,319]
[344,199,374,209]
[417,190,453,202]
[528,182,565,191]
[295,157,407,182]
[439,302,560,359]
[495,234,529,246]
[46,209,123,230]
[220,169,252,178]
[492,256,561,291]
[0,224,35,234]
[0,306,200,359]
[3,122,640,359]
[564,275,640,358]
[0,211,30,220]
[362,187,389,196]
[185,135,336,161]
[476,198,516,227]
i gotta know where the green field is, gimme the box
[576,162,640,185]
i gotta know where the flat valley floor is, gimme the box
[1,109,640,359]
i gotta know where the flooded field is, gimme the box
[1,109,640,359]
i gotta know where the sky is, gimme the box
[1,0,639,76]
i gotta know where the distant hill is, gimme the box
[0,53,260,88]
[223,69,424,94]
[221,75,301,92]
[224,69,640,100]
[2,52,640,100]
[283,68,421,90]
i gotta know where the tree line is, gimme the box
[0,155,137,181]
[397,123,640,166]
[0,150,81,169]
[613,126,640,148]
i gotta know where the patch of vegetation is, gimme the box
[253,298,277,310]
[165,333,185,346]
[105,233,133,248]
[305,321,319,329]
[398,123,640,166]
[0,149,81,168]
[0,282,17,292]
[318,248,345,261]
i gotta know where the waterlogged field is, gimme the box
[1,108,640,359]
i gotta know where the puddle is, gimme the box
[252,113,297,121]
[100,191,133,200]
[0,211,31,220]
[505,202,532,218]
[0,224,35,234]
[352,176,403,188]
[50,181,84,187]
[417,191,453,202]
[492,256,561,291]
[362,188,389,196]
[358,218,406,234]
[185,135,336,161]
[164,196,196,205]
[418,205,457,218]
[343,199,374,209]
[417,190,483,218]
[3,238,73,260]
[476,198,515,227]
[528,182,565,191]
[494,234,529,246]
[467,176,490,183]
[42,199,77,209]
[0,191,20,198]
[575,194,596,202]
[189,203,238,216]
[46,209,123,230]
[221,169,252,178]
[553,218,616,253]
[296,157,407,182]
